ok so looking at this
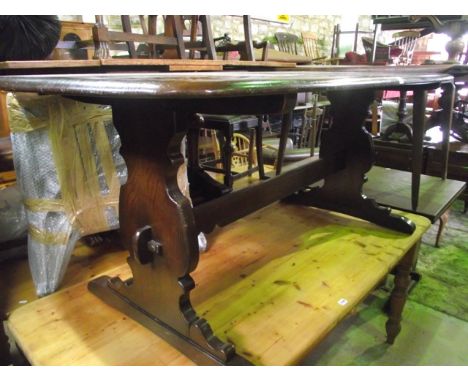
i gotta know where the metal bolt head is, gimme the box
[147,240,161,255]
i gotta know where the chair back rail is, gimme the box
[275,32,300,55]
[93,15,187,59]
[390,30,421,65]
[214,16,268,61]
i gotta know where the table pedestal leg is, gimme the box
[284,89,415,234]
[88,102,250,365]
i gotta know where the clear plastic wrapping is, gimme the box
[8,93,206,295]
[0,184,27,243]
[8,93,127,296]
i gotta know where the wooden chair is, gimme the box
[231,132,256,171]
[188,16,267,190]
[301,32,328,63]
[331,23,375,62]
[302,32,340,65]
[273,33,315,171]
[191,115,265,189]
[262,95,332,172]
[362,36,392,64]
[331,23,371,59]
[183,16,216,59]
[197,128,220,163]
[389,30,420,65]
[381,31,421,141]
[92,15,187,59]
[91,16,266,192]
[214,15,268,61]
[275,32,300,55]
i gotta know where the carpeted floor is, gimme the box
[409,200,468,322]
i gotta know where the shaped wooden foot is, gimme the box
[284,89,415,234]
[88,228,250,365]
[285,188,415,234]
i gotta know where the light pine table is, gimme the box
[7,204,430,365]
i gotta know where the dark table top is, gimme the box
[0,70,453,100]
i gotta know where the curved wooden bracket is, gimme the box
[88,101,251,365]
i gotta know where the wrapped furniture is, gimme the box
[8,94,127,295]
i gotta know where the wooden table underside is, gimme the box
[0,68,453,365]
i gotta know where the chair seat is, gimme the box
[189,114,265,190]
[202,114,258,131]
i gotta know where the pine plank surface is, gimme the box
[0,60,100,69]
[0,242,128,316]
[7,203,430,365]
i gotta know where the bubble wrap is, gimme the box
[0,184,27,243]
[8,94,206,296]
[9,94,128,296]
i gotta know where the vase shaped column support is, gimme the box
[88,100,250,365]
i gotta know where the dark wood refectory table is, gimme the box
[0,69,453,365]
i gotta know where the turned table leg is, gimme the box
[435,210,450,248]
[386,242,419,344]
